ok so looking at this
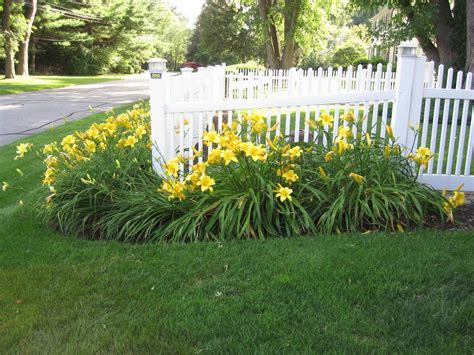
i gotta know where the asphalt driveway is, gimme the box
[0,74,150,146]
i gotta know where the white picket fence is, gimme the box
[148,45,474,191]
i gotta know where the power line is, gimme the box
[39,1,104,21]
[34,36,91,42]
[24,1,106,23]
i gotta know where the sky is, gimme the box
[166,0,206,28]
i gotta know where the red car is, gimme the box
[180,61,202,70]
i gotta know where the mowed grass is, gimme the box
[0,105,473,352]
[0,74,126,95]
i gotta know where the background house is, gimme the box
[368,7,424,63]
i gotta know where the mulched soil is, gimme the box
[425,192,474,231]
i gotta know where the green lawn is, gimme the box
[0,105,473,352]
[0,74,126,95]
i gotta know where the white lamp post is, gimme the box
[397,42,417,57]
[148,58,167,78]
[148,58,169,174]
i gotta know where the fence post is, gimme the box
[392,43,426,149]
[148,58,169,175]
[180,67,193,100]
[218,64,226,100]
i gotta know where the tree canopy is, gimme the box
[351,0,468,70]
[188,0,358,69]
[2,0,472,76]
[1,0,190,77]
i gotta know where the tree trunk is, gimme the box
[258,0,281,69]
[415,35,440,66]
[281,40,296,69]
[31,37,37,74]
[434,0,458,67]
[2,0,16,79]
[466,0,474,73]
[17,0,37,77]
[280,0,301,69]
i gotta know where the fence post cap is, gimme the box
[148,58,167,63]
[197,67,206,71]
[148,58,167,71]
[397,42,418,57]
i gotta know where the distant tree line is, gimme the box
[1,0,190,78]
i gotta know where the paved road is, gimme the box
[0,74,150,146]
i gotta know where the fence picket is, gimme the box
[456,73,472,175]
[303,106,310,142]
[353,65,363,136]
[372,63,383,136]
[198,112,203,163]
[464,104,474,176]
[428,64,444,174]
[187,112,194,168]
[445,71,463,174]
[420,61,435,148]
[317,67,323,94]
[436,67,453,174]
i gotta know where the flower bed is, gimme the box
[6,103,465,242]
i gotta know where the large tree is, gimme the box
[2,0,189,76]
[256,0,327,69]
[2,0,15,78]
[353,0,467,69]
[189,0,329,69]
[16,0,36,76]
[467,0,474,72]
[187,0,262,66]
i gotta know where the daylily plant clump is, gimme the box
[6,104,465,242]
[156,111,463,237]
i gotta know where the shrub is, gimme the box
[370,56,389,66]
[8,104,466,243]
[331,42,367,68]
[352,57,370,67]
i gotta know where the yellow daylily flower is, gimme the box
[208,148,223,164]
[334,139,353,154]
[274,184,293,202]
[203,130,220,146]
[161,180,186,200]
[341,112,355,123]
[319,113,334,127]
[283,146,302,160]
[15,143,33,159]
[42,143,57,155]
[319,166,328,180]
[221,149,238,165]
[349,172,365,184]
[192,162,207,174]
[282,170,299,183]
[197,174,216,192]
[325,151,335,161]
[135,125,147,137]
[365,133,372,146]
[61,135,76,147]
[84,139,96,153]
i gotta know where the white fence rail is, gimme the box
[149,45,474,191]
[224,64,397,99]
